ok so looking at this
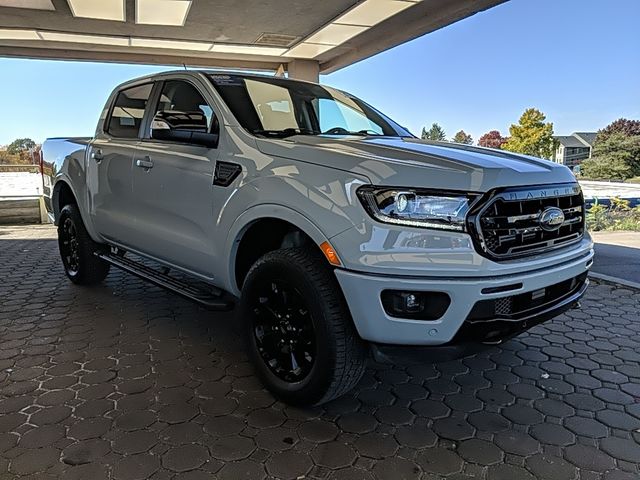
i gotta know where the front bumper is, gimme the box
[335,247,593,346]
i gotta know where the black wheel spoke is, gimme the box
[60,217,81,275]
[251,279,316,383]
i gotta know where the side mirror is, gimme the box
[151,113,219,148]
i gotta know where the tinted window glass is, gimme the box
[208,74,410,138]
[151,80,214,135]
[107,84,153,138]
[317,98,383,135]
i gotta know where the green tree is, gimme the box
[421,123,446,141]
[6,138,36,155]
[581,132,640,180]
[452,130,473,144]
[501,109,556,159]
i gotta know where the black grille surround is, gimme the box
[467,183,585,260]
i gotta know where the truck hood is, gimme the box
[255,135,576,192]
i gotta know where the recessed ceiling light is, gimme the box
[283,42,334,58]
[335,0,414,27]
[210,44,286,56]
[0,29,41,40]
[130,37,212,51]
[67,0,125,21]
[39,31,129,46]
[305,24,367,46]
[0,0,54,10]
[136,0,192,26]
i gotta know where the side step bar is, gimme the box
[96,252,235,311]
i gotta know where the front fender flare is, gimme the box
[223,204,331,296]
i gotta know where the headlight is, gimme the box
[357,186,476,231]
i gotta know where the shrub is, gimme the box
[581,132,640,181]
[581,157,632,181]
[586,197,640,231]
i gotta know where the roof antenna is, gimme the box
[274,63,285,77]
[182,63,188,70]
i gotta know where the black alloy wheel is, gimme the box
[251,279,316,383]
[57,203,110,285]
[60,216,80,276]
[240,247,366,406]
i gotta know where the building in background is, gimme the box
[553,132,597,167]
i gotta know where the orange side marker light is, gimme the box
[320,241,341,266]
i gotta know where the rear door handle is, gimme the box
[136,157,154,169]
[91,149,104,162]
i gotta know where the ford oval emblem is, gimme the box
[539,207,565,231]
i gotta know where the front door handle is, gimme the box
[136,157,154,169]
[91,149,104,162]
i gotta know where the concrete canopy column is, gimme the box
[287,59,320,83]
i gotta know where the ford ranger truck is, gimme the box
[42,71,593,405]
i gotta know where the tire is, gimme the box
[57,204,110,285]
[239,247,367,406]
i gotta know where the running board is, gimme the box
[96,252,235,311]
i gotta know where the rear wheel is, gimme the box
[58,204,110,285]
[240,248,366,405]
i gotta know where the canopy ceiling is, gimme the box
[0,0,506,74]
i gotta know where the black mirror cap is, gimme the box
[151,128,219,148]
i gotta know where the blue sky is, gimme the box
[0,0,638,146]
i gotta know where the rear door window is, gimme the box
[107,83,153,139]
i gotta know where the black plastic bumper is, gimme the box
[371,278,589,364]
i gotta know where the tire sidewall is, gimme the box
[58,205,83,282]
[241,253,338,404]
[57,204,107,284]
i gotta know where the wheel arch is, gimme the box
[51,178,101,242]
[225,205,332,296]
[52,179,78,224]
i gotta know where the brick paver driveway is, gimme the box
[1,225,639,480]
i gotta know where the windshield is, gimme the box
[208,74,412,139]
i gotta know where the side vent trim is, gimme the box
[214,161,242,187]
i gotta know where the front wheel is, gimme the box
[239,248,366,406]
[58,204,110,285]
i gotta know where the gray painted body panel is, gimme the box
[41,137,99,239]
[256,135,576,191]
[42,71,591,346]
[330,224,594,277]
[336,247,593,345]
[88,137,139,246]
[128,141,219,276]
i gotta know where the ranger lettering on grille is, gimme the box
[472,183,585,259]
[506,185,579,201]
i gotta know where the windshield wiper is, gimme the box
[322,127,385,136]
[253,128,319,138]
[353,130,384,136]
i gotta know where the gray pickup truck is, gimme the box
[42,70,593,405]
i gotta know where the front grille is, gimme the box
[471,183,584,259]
